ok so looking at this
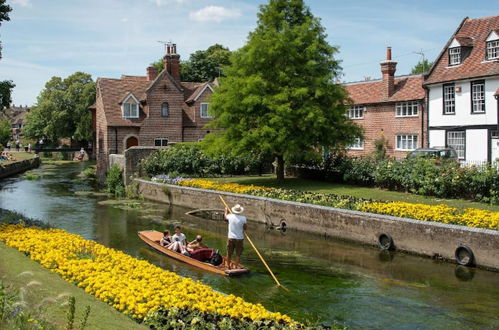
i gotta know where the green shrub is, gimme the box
[105,164,125,197]
[141,143,268,177]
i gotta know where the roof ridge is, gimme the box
[344,73,422,85]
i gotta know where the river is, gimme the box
[1,161,498,329]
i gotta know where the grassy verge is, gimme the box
[0,242,147,329]
[1,151,36,165]
[210,175,499,212]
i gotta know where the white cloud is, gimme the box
[11,0,32,7]
[189,6,241,23]
[150,0,186,6]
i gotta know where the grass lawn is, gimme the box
[210,174,499,212]
[0,242,147,329]
[1,151,36,165]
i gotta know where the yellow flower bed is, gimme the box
[0,224,292,323]
[178,179,271,195]
[361,202,499,230]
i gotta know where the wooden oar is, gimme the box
[219,195,288,291]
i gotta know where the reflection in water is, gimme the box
[1,162,499,328]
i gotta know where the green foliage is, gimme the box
[144,306,337,330]
[23,72,95,142]
[204,0,362,181]
[373,135,388,160]
[410,59,433,74]
[0,117,10,145]
[105,164,125,197]
[152,44,231,82]
[141,143,268,177]
[66,296,76,330]
[0,80,15,109]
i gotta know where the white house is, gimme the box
[425,15,499,163]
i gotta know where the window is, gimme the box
[449,47,461,65]
[447,131,465,160]
[396,134,418,151]
[443,84,455,114]
[486,40,499,60]
[471,81,485,113]
[123,102,138,118]
[161,103,169,117]
[396,101,419,117]
[200,103,211,118]
[154,138,168,147]
[348,138,364,150]
[347,106,364,119]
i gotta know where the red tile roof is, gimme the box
[425,15,499,85]
[345,74,425,105]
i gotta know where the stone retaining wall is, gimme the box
[0,157,41,180]
[135,178,499,271]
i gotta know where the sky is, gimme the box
[1,0,498,106]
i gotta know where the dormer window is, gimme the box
[486,40,499,60]
[449,47,461,65]
[121,93,139,119]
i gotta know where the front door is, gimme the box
[126,136,138,149]
[491,136,499,163]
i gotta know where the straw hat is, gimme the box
[231,204,244,214]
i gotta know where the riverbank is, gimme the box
[0,154,40,179]
[0,242,147,329]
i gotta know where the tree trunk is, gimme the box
[276,155,285,183]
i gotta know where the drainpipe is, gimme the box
[115,127,118,154]
[495,94,499,133]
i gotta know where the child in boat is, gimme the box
[167,226,189,255]
[187,235,208,252]
[160,230,172,247]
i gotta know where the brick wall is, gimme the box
[347,100,427,159]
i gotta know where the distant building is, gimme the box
[344,47,427,158]
[91,43,216,182]
[425,15,499,163]
[0,105,30,140]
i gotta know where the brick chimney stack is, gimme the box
[163,43,181,82]
[146,66,158,81]
[380,47,397,98]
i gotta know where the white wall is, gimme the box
[429,130,445,147]
[466,129,488,162]
[428,77,499,127]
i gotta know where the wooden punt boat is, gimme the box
[138,230,250,276]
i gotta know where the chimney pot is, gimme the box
[386,47,392,61]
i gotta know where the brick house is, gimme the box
[344,47,427,159]
[91,44,216,182]
[424,15,499,163]
[0,105,30,140]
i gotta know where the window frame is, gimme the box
[470,80,485,114]
[161,102,169,118]
[448,47,461,66]
[446,130,466,160]
[442,83,456,115]
[395,134,418,151]
[395,101,419,117]
[347,105,365,119]
[200,102,212,119]
[154,138,169,147]
[122,94,140,119]
[486,40,499,60]
[348,137,364,150]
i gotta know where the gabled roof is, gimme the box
[425,15,499,85]
[184,82,214,103]
[344,74,425,105]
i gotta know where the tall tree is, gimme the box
[411,59,433,74]
[0,0,13,110]
[203,0,361,182]
[0,117,10,146]
[23,72,95,142]
[151,44,232,82]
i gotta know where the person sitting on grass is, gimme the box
[187,235,208,252]
[160,230,172,247]
[167,225,189,255]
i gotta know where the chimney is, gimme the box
[380,47,397,98]
[162,43,181,82]
[147,66,158,81]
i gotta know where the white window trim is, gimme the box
[348,138,364,150]
[121,93,140,119]
[486,40,499,61]
[200,102,212,118]
[347,105,365,119]
[395,101,419,117]
[193,84,214,102]
[395,134,418,151]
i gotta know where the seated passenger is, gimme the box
[167,225,189,255]
[160,230,172,247]
[187,235,208,252]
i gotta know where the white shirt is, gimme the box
[226,214,246,239]
[172,233,186,244]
